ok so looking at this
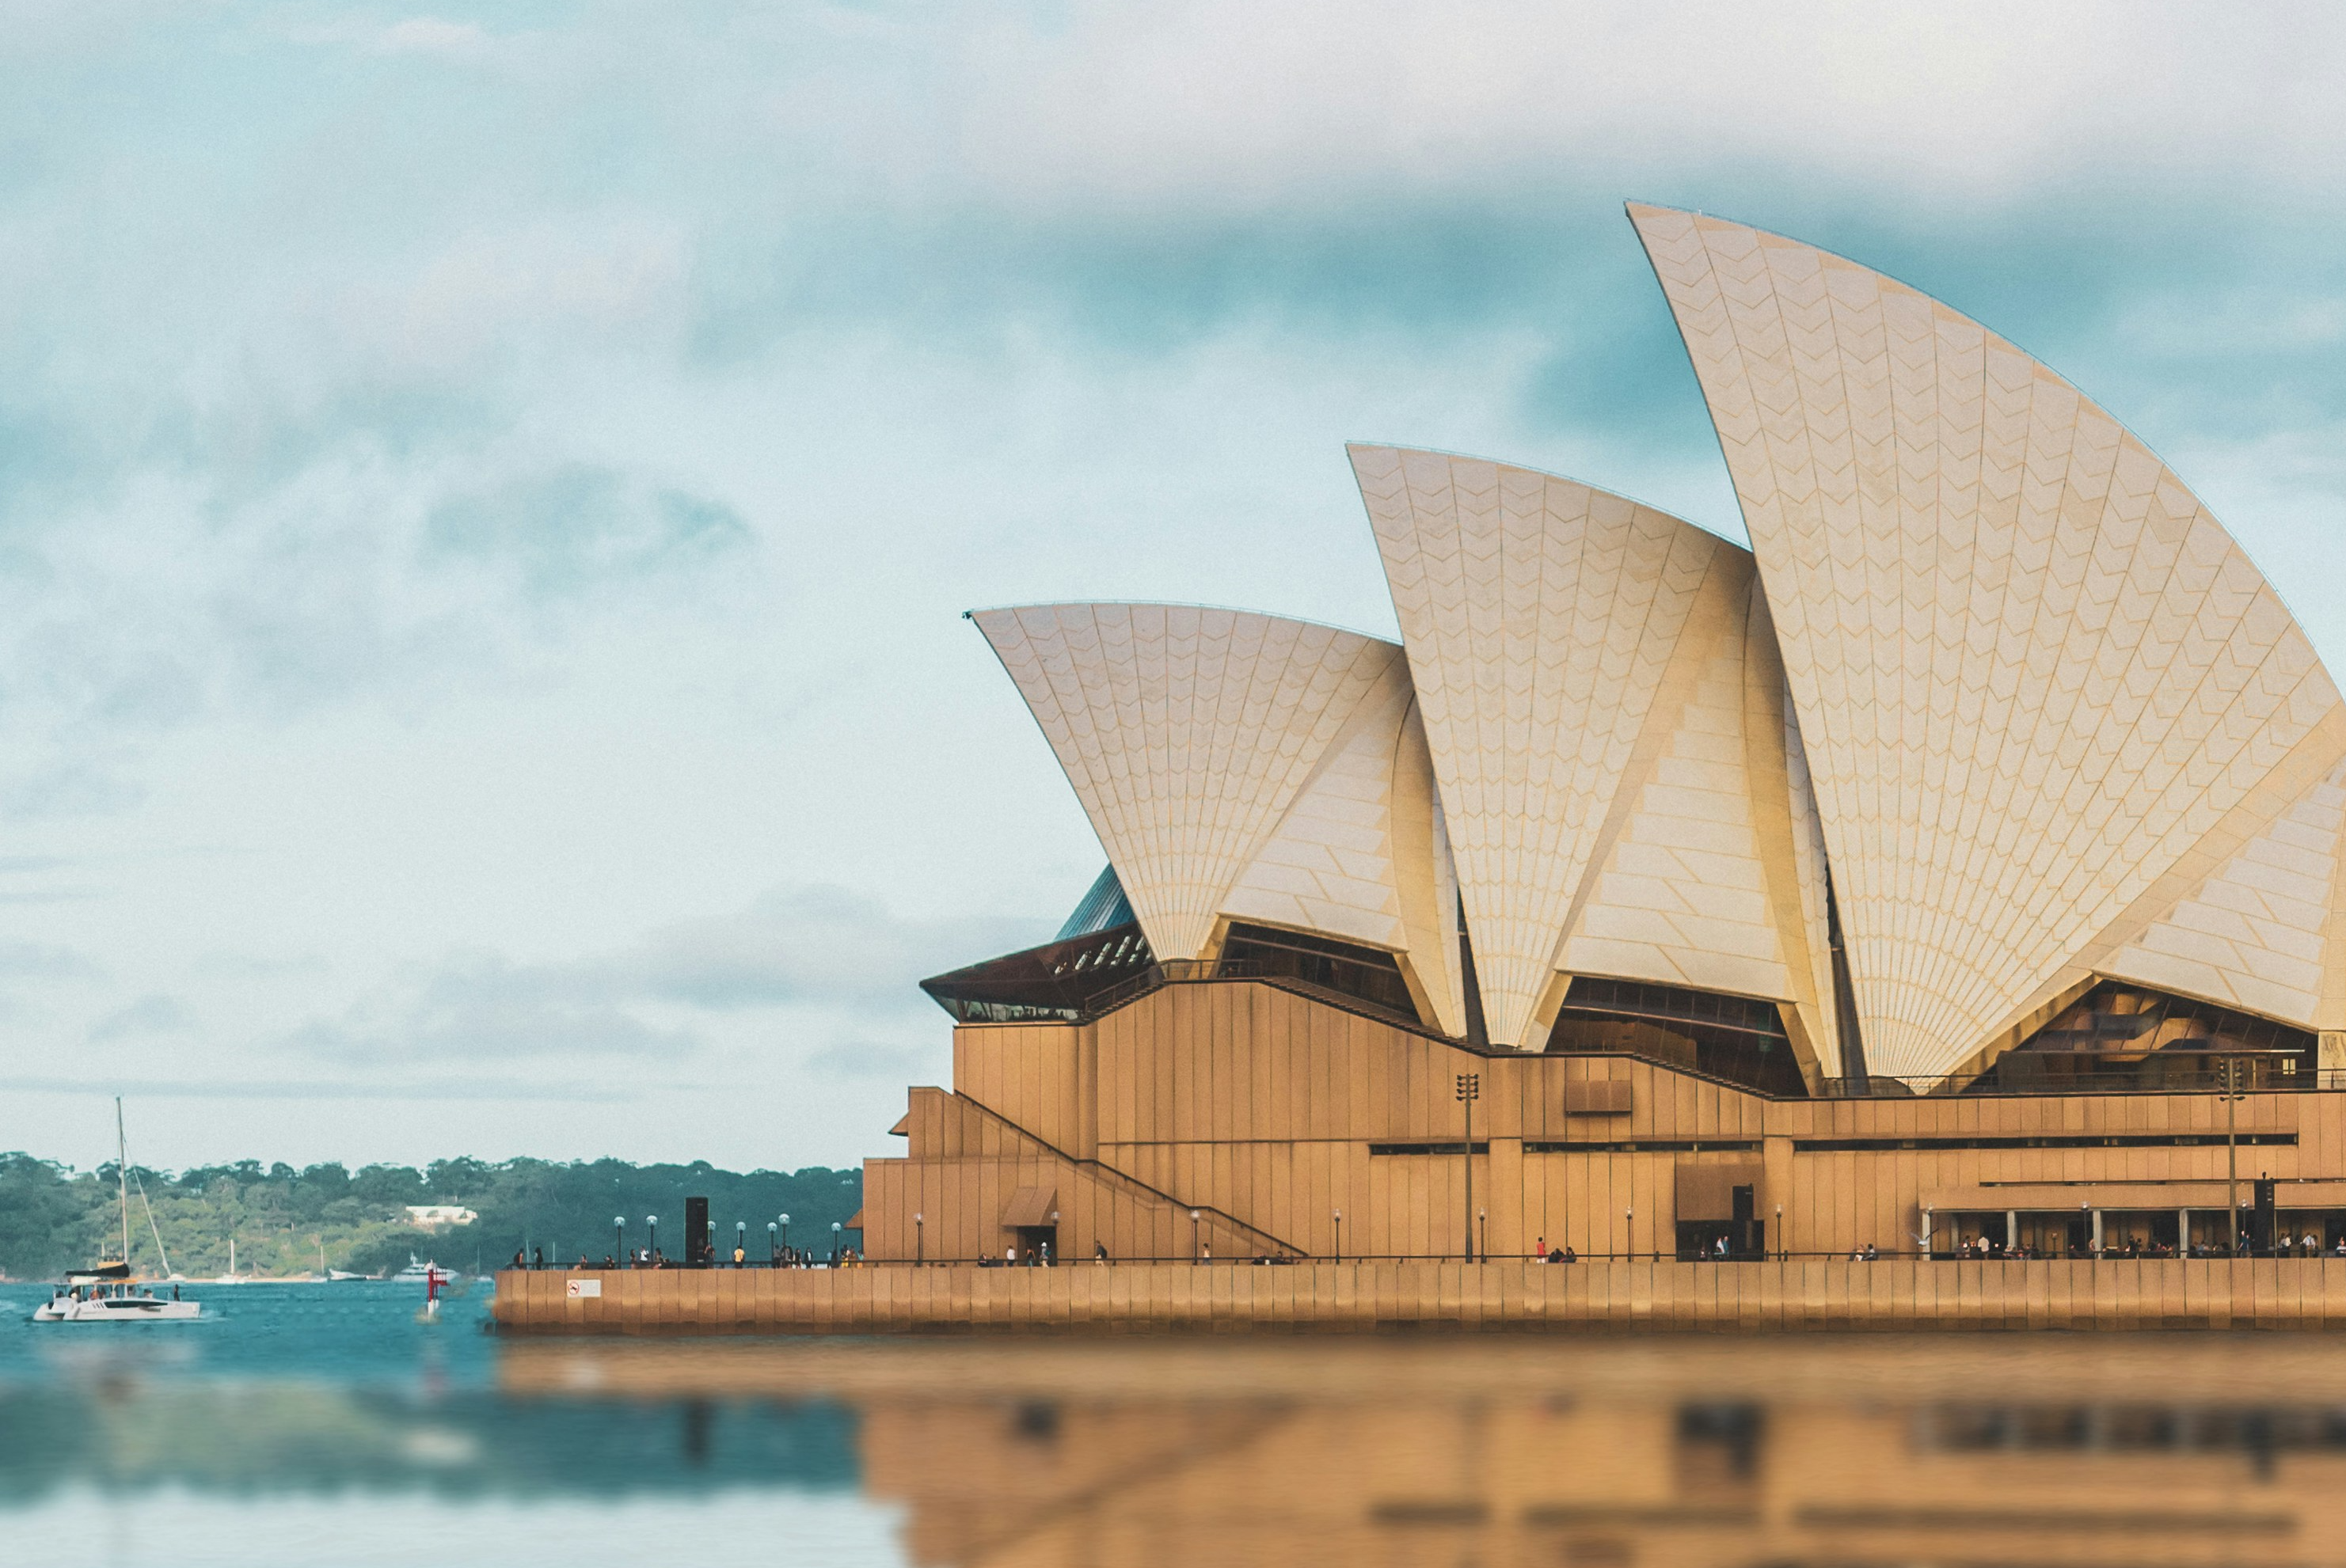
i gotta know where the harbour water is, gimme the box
[0,1280,895,1565]
[11,1277,2346,1565]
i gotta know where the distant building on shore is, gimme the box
[861,205,2346,1269]
[405,1205,478,1230]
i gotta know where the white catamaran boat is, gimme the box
[32,1099,200,1323]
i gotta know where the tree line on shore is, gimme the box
[0,1152,864,1281]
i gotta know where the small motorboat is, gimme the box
[34,1270,201,1322]
[325,1269,370,1281]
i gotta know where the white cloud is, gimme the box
[6,1,2346,1172]
[279,883,1047,1069]
[629,885,1049,1011]
[371,17,492,58]
[89,993,196,1042]
[291,948,698,1063]
[941,2,2346,206]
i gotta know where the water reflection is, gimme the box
[0,1384,857,1503]
[503,1336,2346,1566]
[0,1283,889,1566]
[13,1282,2346,1566]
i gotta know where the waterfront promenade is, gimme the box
[492,1256,2346,1334]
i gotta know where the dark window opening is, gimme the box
[1458,894,1490,1049]
[1543,978,1808,1096]
[1823,871,1869,1088]
[1676,1193,1766,1263]
[1219,922,1420,1025]
[920,921,1156,1023]
[1527,1139,1762,1154]
[1980,980,2317,1093]
[1795,1132,2297,1153]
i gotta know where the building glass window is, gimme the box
[1542,978,1808,1096]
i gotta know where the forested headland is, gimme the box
[0,1152,864,1281]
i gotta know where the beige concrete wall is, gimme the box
[869,1084,1285,1266]
[875,979,2338,1270]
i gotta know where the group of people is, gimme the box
[1939,1230,2346,1259]
[983,1243,1054,1267]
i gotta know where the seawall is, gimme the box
[492,1258,2346,1334]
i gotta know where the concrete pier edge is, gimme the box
[492,1256,2344,1335]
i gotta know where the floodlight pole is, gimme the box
[2218,1053,2249,1255]
[1455,1073,1481,1262]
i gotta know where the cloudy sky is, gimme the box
[6,2,2346,1173]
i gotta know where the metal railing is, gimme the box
[1819,1060,2335,1099]
[504,1245,2346,1270]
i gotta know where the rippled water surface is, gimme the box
[0,1281,895,1565]
[10,1278,2346,1566]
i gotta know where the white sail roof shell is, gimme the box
[972,603,1465,1032]
[1352,446,1841,1063]
[1629,203,2346,1076]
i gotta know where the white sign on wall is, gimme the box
[567,1278,603,1298]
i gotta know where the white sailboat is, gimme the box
[32,1099,200,1323]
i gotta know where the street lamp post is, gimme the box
[1625,1208,1633,1262]
[767,1221,778,1266]
[2216,1051,2249,1255]
[646,1215,658,1262]
[831,1221,842,1265]
[780,1213,791,1263]
[614,1216,625,1264]
[1774,1203,1783,1261]
[1048,1210,1059,1266]
[1190,1209,1202,1263]
[1478,1207,1488,1262]
[1455,1073,1481,1262]
[1333,1208,1343,1265]
[915,1212,925,1266]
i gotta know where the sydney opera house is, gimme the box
[861,203,2346,1268]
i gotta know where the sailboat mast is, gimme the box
[116,1097,131,1266]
